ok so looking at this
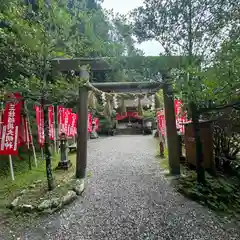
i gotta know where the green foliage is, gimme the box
[132,0,237,56]
[178,169,240,216]
[0,0,143,95]
[142,110,154,118]
[131,0,239,107]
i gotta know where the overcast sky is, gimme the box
[101,0,162,56]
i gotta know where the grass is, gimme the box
[0,152,83,218]
[0,151,94,234]
[177,167,240,219]
[154,139,169,170]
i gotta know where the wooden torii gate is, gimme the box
[51,57,180,188]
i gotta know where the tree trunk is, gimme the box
[42,98,55,190]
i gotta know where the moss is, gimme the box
[176,167,240,218]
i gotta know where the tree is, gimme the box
[132,0,239,183]
[1,0,151,187]
[131,0,239,102]
[132,0,237,56]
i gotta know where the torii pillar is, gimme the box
[163,83,180,175]
[75,69,89,192]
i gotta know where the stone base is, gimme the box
[73,179,85,195]
[56,160,72,170]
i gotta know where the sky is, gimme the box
[101,0,162,56]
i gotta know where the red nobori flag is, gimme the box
[18,116,26,147]
[69,113,77,136]
[63,108,72,136]
[94,118,99,131]
[67,112,72,137]
[48,105,55,140]
[174,99,186,134]
[0,110,3,139]
[0,99,21,155]
[88,113,92,133]
[57,105,64,135]
[157,110,166,137]
[67,111,72,137]
[35,106,44,147]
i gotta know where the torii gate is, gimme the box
[51,57,181,187]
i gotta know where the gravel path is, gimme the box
[2,135,240,240]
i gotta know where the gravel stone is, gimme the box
[62,191,77,205]
[1,136,240,239]
[38,200,52,211]
[51,198,61,209]
[8,197,19,209]
[20,204,35,212]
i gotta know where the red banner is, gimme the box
[35,106,44,147]
[88,113,92,132]
[57,105,64,135]
[48,106,55,140]
[156,110,166,137]
[69,113,77,136]
[63,108,72,136]
[18,116,26,147]
[174,100,186,134]
[94,118,99,131]
[116,112,142,121]
[156,100,187,136]
[0,110,3,139]
[0,99,21,155]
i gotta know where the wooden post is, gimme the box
[76,69,89,179]
[190,102,205,183]
[163,83,180,175]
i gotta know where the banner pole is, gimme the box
[25,103,38,167]
[9,155,15,181]
[24,116,32,170]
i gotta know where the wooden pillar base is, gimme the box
[169,167,181,175]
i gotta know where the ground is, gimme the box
[1,135,240,240]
